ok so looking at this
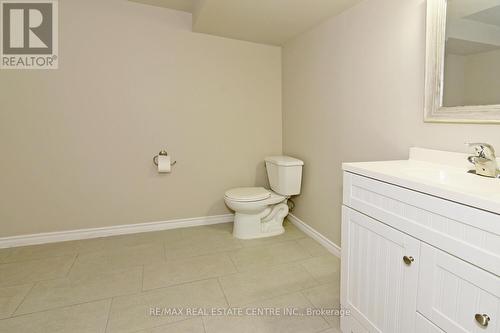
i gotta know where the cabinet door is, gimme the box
[418,244,500,333]
[341,206,421,333]
[416,313,445,333]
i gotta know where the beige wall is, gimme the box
[444,49,500,106]
[464,49,500,105]
[0,0,282,237]
[443,53,466,106]
[282,0,500,246]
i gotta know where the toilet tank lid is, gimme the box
[265,156,304,166]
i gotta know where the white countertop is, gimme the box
[342,148,500,215]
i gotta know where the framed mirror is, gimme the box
[425,0,500,123]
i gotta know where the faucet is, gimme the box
[466,143,499,178]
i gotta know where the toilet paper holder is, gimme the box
[153,150,177,167]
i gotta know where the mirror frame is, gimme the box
[424,0,500,123]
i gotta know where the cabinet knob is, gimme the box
[403,256,414,265]
[475,314,490,327]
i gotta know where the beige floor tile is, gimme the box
[319,328,342,333]
[143,253,237,291]
[16,266,142,315]
[219,263,318,306]
[229,240,311,272]
[0,284,33,319]
[0,249,11,263]
[134,317,205,333]
[302,282,340,305]
[77,229,182,254]
[0,299,111,333]
[0,256,75,287]
[0,226,338,332]
[164,234,242,260]
[238,221,306,248]
[302,283,341,327]
[203,292,329,333]
[1,241,80,263]
[69,243,165,276]
[107,278,227,333]
[297,238,330,257]
[180,223,234,239]
[300,255,340,285]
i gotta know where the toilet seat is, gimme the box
[224,187,271,202]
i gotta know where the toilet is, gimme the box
[224,156,304,239]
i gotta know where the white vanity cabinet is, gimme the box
[340,163,500,333]
[341,207,420,332]
[418,244,500,333]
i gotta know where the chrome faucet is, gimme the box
[466,143,499,178]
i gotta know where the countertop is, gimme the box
[342,148,500,215]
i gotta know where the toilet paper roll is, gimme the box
[157,155,171,173]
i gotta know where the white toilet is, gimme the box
[224,156,304,239]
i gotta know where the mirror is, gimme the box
[424,0,500,123]
[443,0,500,107]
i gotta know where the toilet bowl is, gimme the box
[224,187,289,239]
[224,156,304,239]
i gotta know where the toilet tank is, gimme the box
[264,156,304,196]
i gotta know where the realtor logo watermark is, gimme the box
[1,0,58,69]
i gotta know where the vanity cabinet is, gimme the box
[341,207,420,332]
[341,171,500,333]
[415,313,445,333]
[418,244,500,333]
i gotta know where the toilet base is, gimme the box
[232,202,289,239]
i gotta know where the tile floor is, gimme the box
[0,220,341,333]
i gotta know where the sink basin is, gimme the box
[342,148,500,215]
[400,165,500,200]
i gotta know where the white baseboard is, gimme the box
[287,213,341,258]
[0,214,234,249]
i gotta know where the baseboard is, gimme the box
[0,214,234,249]
[287,213,341,258]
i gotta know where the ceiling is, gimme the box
[447,0,500,20]
[446,37,500,55]
[466,4,500,27]
[129,0,362,45]
[446,0,500,55]
[129,0,195,12]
